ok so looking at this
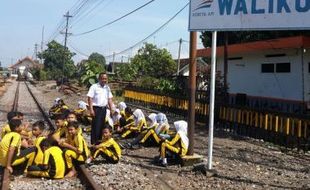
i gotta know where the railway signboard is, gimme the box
[189,0,310,31]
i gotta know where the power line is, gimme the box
[47,0,91,42]
[68,40,90,57]
[70,0,109,29]
[73,0,155,36]
[105,2,189,58]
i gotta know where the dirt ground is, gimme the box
[1,80,309,189]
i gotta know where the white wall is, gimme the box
[216,49,308,101]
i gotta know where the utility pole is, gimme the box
[61,11,72,85]
[177,38,183,75]
[34,43,38,60]
[188,32,197,155]
[41,26,44,64]
[112,52,115,74]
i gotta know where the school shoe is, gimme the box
[85,157,93,164]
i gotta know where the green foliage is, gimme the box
[135,76,178,94]
[131,43,177,78]
[115,63,138,81]
[38,40,76,79]
[79,60,104,87]
[88,52,106,66]
[154,79,176,92]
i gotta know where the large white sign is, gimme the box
[189,0,310,31]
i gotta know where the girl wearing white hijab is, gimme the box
[140,113,170,145]
[118,102,127,117]
[159,120,188,166]
[121,109,147,138]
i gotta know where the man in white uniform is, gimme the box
[87,73,114,144]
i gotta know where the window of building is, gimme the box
[276,63,290,73]
[261,63,274,73]
[265,53,286,58]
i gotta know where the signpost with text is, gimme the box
[188,0,310,170]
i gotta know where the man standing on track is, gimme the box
[87,72,114,145]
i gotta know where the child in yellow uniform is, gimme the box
[30,120,46,165]
[49,98,69,119]
[1,111,19,139]
[88,126,121,164]
[61,121,90,177]
[118,102,127,117]
[117,107,134,133]
[159,120,188,167]
[121,109,147,138]
[27,138,65,179]
[140,113,170,145]
[52,114,67,144]
[0,119,36,173]
[74,101,92,125]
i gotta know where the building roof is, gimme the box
[197,36,310,57]
[9,56,42,69]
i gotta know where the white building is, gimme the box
[197,36,310,103]
[9,56,42,76]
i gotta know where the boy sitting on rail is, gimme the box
[28,120,46,166]
[27,138,65,179]
[140,113,170,146]
[121,109,147,138]
[52,114,68,144]
[1,111,32,148]
[60,121,90,177]
[1,111,19,139]
[87,125,121,164]
[158,120,188,167]
[0,119,36,173]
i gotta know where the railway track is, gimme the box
[0,81,100,190]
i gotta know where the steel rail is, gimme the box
[1,82,20,190]
[24,81,101,190]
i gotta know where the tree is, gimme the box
[131,43,177,78]
[115,62,138,81]
[38,40,76,79]
[88,52,106,66]
[78,60,105,87]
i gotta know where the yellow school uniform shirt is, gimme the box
[0,132,21,166]
[1,123,11,139]
[67,133,90,160]
[33,136,46,165]
[98,138,121,160]
[43,146,65,179]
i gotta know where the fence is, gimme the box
[124,88,310,151]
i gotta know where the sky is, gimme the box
[0,0,203,67]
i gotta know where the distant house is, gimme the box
[107,61,129,74]
[9,56,43,75]
[175,58,208,76]
[197,36,310,103]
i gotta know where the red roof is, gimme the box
[197,36,310,57]
[9,56,42,69]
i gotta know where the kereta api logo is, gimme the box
[195,0,214,11]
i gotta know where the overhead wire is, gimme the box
[69,0,110,29]
[73,0,155,36]
[68,40,90,57]
[104,2,189,58]
[47,0,86,42]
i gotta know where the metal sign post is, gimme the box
[207,31,217,169]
